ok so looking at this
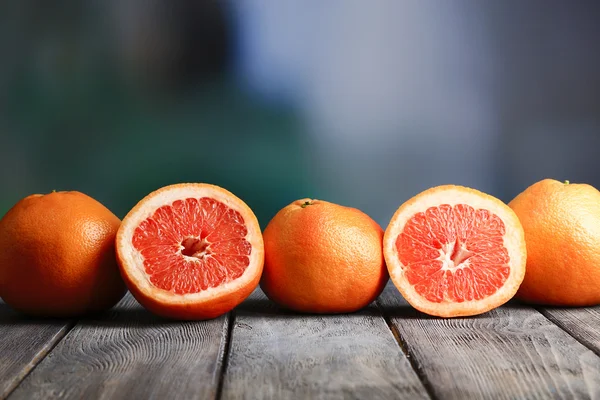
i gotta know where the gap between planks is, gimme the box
[7,293,231,399]
[215,311,235,400]
[536,307,600,358]
[1,320,77,400]
[378,295,600,369]
[376,301,437,400]
[377,282,600,399]
[221,288,429,399]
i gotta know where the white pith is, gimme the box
[117,184,264,304]
[438,241,474,272]
[384,186,526,316]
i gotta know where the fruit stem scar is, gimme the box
[301,201,313,208]
[564,180,570,185]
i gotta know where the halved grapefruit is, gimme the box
[384,185,526,317]
[116,183,264,320]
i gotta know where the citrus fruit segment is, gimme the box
[384,185,526,317]
[116,183,264,320]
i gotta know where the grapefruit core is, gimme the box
[384,185,526,317]
[116,183,264,320]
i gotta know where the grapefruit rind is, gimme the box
[116,183,264,309]
[383,185,526,317]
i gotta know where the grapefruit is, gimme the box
[260,199,388,313]
[116,183,264,320]
[509,179,600,306]
[384,185,527,317]
[0,191,126,317]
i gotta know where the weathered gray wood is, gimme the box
[9,292,229,400]
[221,288,429,400]
[378,283,600,400]
[0,299,73,399]
[540,306,600,357]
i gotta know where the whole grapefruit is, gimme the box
[509,179,600,306]
[0,191,126,317]
[261,199,388,313]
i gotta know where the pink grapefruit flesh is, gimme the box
[116,183,264,320]
[384,185,526,317]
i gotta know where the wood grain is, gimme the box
[378,283,600,400]
[0,299,73,400]
[9,292,229,400]
[540,306,600,357]
[221,288,429,400]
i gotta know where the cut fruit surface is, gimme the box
[116,183,264,320]
[384,185,526,317]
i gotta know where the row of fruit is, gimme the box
[0,178,598,320]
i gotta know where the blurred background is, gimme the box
[1,0,599,227]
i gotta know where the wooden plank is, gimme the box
[0,299,73,399]
[378,283,600,400]
[221,288,429,400]
[540,307,600,357]
[9,292,229,400]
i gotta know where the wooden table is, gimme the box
[1,283,600,399]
